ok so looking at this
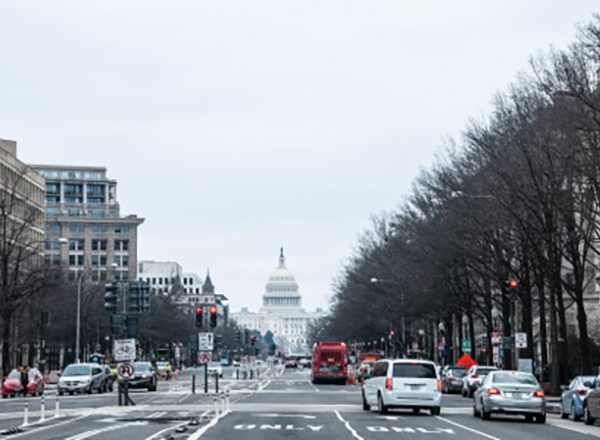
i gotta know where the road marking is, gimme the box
[255,414,317,419]
[335,410,364,440]
[435,416,500,440]
[144,410,210,440]
[308,381,320,392]
[9,415,88,438]
[187,410,230,439]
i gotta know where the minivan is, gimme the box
[362,359,442,415]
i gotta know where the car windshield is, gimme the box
[492,372,538,385]
[156,362,169,368]
[134,363,151,371]
[393,363,436,379]
[449,368,467,377]
[477,367,496,375]
[63,365,91,376]
[581,376,596,388]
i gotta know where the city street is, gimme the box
[0,366,597,439]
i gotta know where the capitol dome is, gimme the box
[262,248,302,309]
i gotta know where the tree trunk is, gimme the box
[535,271,548,380]
[2,314,10,377]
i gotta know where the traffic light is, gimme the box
[196,306,204,327]
[140,282,150,313]
[210,305,217,328]
[507,278,519,301]
[251,335,256,346]
[128,282,141,314]
[104,283,118,313]
[244,329,250,345]
[235,329,242,344]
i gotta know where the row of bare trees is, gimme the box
[320,16,600,393]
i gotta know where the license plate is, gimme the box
[509,393,523,399]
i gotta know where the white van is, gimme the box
[362,359,442,415]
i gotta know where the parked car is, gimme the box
[473,370,546,423]
[207,362,223,378]
[462,365,498,398]
[582,375,600,425]
[285,359,298,369]
[58,363,105,395]
[129,362,158,391]
[2,368,45,398]
[220,358,230,367]
[560,375,595,421]
[362,359,442,415]
[101,365,116,392]
[442,366,468,394]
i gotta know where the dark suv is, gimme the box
[129,362,158,392]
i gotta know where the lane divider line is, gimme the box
[334,410,364,440]
[435,416,500,440]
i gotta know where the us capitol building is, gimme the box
[231,249,324,353]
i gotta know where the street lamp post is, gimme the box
[370,277,406,359]
[75,268,88,363]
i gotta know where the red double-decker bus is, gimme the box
[311,341,347,385]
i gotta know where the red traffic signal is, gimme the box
[196,306,203,327]
[210,305,218,328]
[251,335,256,346]
[508,279,519,290]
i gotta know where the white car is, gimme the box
[362,359,442,415]
[207,362,223,378]
[462,365,498,398]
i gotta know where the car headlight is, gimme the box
[142,374,147,378]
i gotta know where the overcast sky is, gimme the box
[1,1,598,312]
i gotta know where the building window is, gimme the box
[91,255,107,266]
[92,239,107,251]
[114,226,130,234]
[91,225,109,234]
[68,224,85,233]
[69,255,84,266]
[114,240,129,252]
[152,278,156,285]
[68,239,84,251]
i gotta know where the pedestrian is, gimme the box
[20,366,29,397]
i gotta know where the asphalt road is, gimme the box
[0,365,598,439]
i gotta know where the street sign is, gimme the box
[461,338,472,353]
[113,338,136,362]
[199,351,212,364]
[118,362,135,380]
[491,332,502,345]
[515,332,527,349]
[199,332,214,351]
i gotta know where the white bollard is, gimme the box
[23,399,29,426]
[40,394,45,421]
[226,389,230,412]
[220,392,225,413]
[213,395,219,417]
[55,394,60,418]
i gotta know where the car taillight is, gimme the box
[472,374,479,378]
[488,388,501,396]
[360,378,365,387]
[437,380,443,392]
[385,378,393,390]
[577,389,588,396]
[534,390,545,398]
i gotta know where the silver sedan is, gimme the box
[473,370,546,423]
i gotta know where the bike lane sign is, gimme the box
[114,338,136,362]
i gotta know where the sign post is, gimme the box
[198,333,214,352]
[461,338,472,354]
[515,333,527,349]
[117,362,135,407]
